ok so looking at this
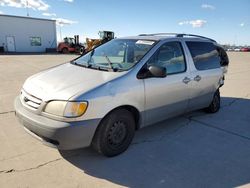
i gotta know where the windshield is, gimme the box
[73,39,156,71]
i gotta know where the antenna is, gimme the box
[26,0,29,17]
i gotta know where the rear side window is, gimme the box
[186,41,220,70]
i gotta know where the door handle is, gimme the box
[183,77,191,84]
[194,75,201,82]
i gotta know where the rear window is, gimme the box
[186,41,220,70]
[216,46,229,67]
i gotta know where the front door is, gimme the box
[143,41,190,126]
[6,36,15,52]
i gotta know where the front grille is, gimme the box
[20,90,42,110]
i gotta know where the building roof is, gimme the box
[0,14,56,22]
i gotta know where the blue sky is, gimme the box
[0,0,249,45]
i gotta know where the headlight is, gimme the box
[44,101,88,118]
[64,101,88,117]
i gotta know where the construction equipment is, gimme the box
[57,35,84,54]
[85,31,114,52]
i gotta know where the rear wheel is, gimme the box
[205,89,220,113]
[92,109,135,157]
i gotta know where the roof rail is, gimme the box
[176,34,216,42]
[138,33,178,36]
[138,33,216,42]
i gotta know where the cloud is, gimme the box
[201,4,215,10]
[64,0,74,2]
[0,10,3,14]
[240,22,245,27]
[0,0,49,11]
[52,17,78,26]
[179,19,207,28]
[42,12,56,17]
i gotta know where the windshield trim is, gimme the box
[70,39,159,72]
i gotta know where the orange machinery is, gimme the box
[57,35,84,54]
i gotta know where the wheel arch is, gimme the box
[97,105,141,131]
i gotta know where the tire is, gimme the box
[205,89,220,113]
[62,48,69,54]
[92,109,135,157]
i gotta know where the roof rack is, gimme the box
[138,33,216,42]
[139,33,178,37]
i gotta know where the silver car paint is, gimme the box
[19,36,224,131]
[23,63,125,102]
[181,40,223,111]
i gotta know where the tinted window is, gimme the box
[186,42,220,70]
[148,42,186,74]
[216,46,229,66]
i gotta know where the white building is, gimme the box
[0,15,57,52]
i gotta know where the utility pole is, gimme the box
[26,0,29,17]
[59,24,62,41]
[58,21,63,41]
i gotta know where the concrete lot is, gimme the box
[0,52,250,188]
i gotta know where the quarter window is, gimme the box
[186,41,220,70]
[148,42,186,74]
[30,37,41,46]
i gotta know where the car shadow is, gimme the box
[59,97,250,188]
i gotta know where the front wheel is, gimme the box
[62,47,69,54]
[92,109,135,157]
[205,89,220,113]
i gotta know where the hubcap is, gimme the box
[107,121,127,147]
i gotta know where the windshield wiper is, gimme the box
[86,50,95,67]
[72,61,88,68]
[104,55,116,71]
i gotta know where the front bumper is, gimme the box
[14,97,100,150]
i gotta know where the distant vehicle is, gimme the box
[240,47,250,52]
[227,48,234,52]
[58,31,115,55]
[234,48,241,52]
[15,33,229,157]
[57,35,84,54]
[84,31,115,53]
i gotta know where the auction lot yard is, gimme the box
[0,52,250,188]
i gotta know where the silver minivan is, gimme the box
[15,33,229,156]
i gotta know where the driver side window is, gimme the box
[148,41,186,75]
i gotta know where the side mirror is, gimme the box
[137,65,167,79]
[148,65,167,78]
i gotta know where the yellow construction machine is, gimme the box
[84,31,114,53]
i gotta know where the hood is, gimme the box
[23,63,124,101]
